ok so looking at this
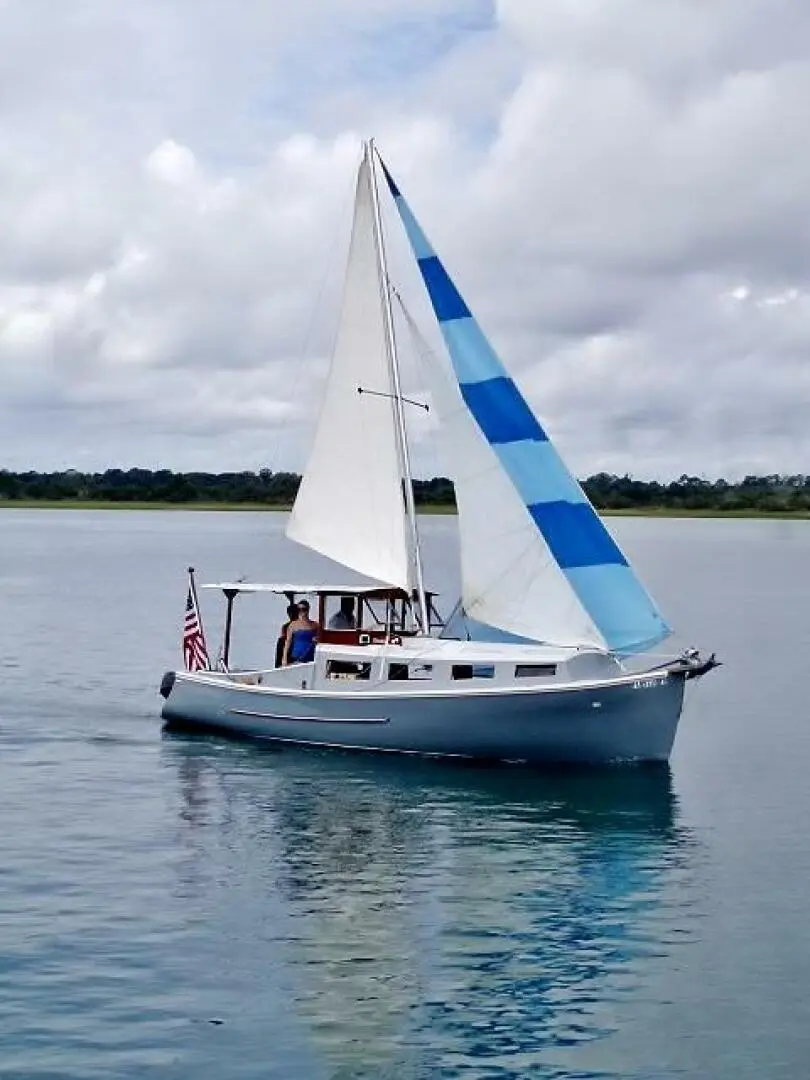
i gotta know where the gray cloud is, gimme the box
[1,0,809,479]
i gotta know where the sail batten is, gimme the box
[380,155,670,654]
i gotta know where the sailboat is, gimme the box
[158,141,718,764]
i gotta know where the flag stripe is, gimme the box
[183,583,210,672]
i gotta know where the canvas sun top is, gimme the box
[200,582,437,599]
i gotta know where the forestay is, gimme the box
[286,156,412,590]
[381,157,670,655]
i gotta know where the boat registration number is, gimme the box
[632,677,667,690]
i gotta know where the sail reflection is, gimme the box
[165,740,698,1079]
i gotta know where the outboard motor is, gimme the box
[682,651,721,680]
[159,670,176,699]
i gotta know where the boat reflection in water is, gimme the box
[166,739,699,1079]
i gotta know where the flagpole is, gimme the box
[187,566,211,671]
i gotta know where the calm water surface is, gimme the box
[1,510,809,1078]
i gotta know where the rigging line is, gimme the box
[440,597,470,641]
[389,292,459,634]
[393,285,598,644]
[390,285,452,506]
[391,283,502,459]
[391,285,457,624]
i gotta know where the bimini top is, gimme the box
[200,582,438,598]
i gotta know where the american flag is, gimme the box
[183,583,210,672]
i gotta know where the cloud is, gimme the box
[0,0,809,478]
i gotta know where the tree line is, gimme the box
[1,468,810,512]
[0,468,453,506]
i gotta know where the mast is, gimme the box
[366,139,430,634]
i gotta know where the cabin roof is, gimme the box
[317,639,591,662]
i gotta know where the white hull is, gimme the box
[160,661,693,765]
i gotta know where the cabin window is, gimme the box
[451,664,495,680]
[515,664,557,678]
[361,597,406,631]
[473,665,496,679]
[326,660,372,681]
[388,662,433,681]
[326,595,361,631]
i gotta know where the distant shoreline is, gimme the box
[1,499,809,519]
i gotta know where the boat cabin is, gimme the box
[309,638,622,690]
[201,581,444,669]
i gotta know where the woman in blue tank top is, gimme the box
[281,600,319,665]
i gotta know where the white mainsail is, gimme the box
[286,156,412,590]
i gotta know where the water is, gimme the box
[1,509,809,1078]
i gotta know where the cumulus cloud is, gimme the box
[0,0,809,478]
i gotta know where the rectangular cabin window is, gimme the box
[451,664,496,680]
[388,662,433,681]
[326,660,372,681]
[473,665,495,679]
[515,663,557,678]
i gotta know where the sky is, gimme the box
[2,0,810,481]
